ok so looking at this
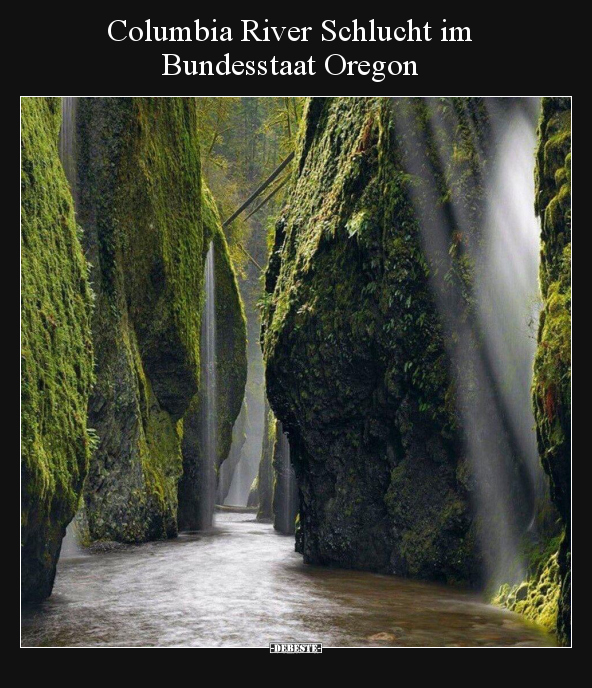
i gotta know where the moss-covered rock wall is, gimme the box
[262,97,501,583]
[254,404,299,531]
[256,400,276,521]
[76,97,205,542]
[21,97,94,601]
[532,97,571,643]
[178,190,247,529]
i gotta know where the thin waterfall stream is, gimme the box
[200,242,217,530]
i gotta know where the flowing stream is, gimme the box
[21,512,553,647]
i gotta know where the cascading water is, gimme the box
[392,98,546,590]
[200,242,218,529]
[477,110,548,518]
[59,97,78,202]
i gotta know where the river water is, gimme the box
[21,513,553,647]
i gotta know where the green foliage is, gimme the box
[196,97,304,278]
[21,97,94,600]
[531,97,571,644]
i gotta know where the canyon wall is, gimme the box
[256,401,276,521]
[262,97,495,582]
[21,98,94,600]
[492,98,571,643]
[76,98,245,541]
[532,97,571,643]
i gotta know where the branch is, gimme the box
[223,152,295,228]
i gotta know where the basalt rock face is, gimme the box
[256,401,276,521]
[532,97,571,644]
[21,98,94,601]
[262,97,499,583]
[77,98,205,542]
[177,190,247,530]
[272,423,299,535]
[255,405,298,531]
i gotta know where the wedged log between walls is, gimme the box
[262,97,538,584]
[21,98,94,601]
[178,190,247,530]
[76,98,205,542]
[532,98,571,643]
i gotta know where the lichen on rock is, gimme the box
[21,97,94,601]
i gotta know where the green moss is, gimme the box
[77,98,204,542]
[21,97,94,601]
[207,188,248,467]
[493,534,563,634]
[256,402,277,521]
[531,97,571,644]
[262,97,488,581]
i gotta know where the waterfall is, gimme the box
[200,242,217,529]
[477,111,548,517]
[391,99,546,590]
[59,97,78,203]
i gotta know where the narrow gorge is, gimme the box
[21,96,571,647]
